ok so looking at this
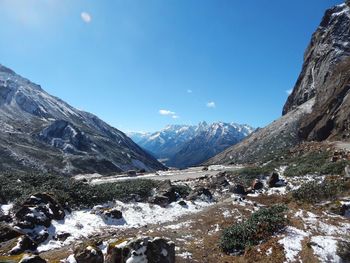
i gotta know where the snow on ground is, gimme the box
[278,226,309,263]
[0,203,13,215]
[310,236,342,263]
[38,200,212,252]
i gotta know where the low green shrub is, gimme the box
[0,172,163,209]
[292,179,350,203]
[220,204,288,254]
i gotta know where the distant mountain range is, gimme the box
[0,65,165,175]
[128,122,254,168]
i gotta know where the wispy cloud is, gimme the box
[81,12,92,23]
[159,109,175,116]
[206,101,216,108]
[187,89,193,93]
[286,89,293,95]
[159,109,179,119]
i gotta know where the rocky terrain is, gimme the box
[129,122,253,168]
[1,1,350,263]
[0,65,165,175]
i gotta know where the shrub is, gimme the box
[0,172,163,209]
[220,204,288,254]
[292,179,350,203]
[282,151,348,177]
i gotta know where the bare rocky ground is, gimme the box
[1,153,349,263]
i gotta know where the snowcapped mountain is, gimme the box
[0,64,165,175]
[128,122,253,168]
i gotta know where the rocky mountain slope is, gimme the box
[207,1,350,165]
[0,65,165,175]
[129,122,253,168]
[285,1,350,141]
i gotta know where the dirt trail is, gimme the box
[75,165,243,185]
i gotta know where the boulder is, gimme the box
[104,209,123,220]
[15,193,65,230]
[54,231,71,242]
[230,184,246,195]
[178,200,187,207]
[74,244,104,263]
[149,195,170,208]
[187,187,213,201]
[0,210,12,223]
[268,172,279,187]
[10,236,38,255]
[19,254,47,263]
[105,236,175,263]
[252,179,263,190]
[0,223,23,243]
[157,180,177,203]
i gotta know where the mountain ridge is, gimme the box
[129,122,253,168]
[0,64,166,175]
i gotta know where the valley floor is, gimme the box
[1,163,350,262]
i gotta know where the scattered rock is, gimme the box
[157,180,177,203]
[0,223,23,243]
[103,209,123,220]
[329,202,350,216]
[268,172,279,187]
[15,193,65,230]
[178,200,187,207]
[230,184,246,195]
[252,179,263,190]
[19,254,47,263]
[187,187,213,201]
[0,210,12,223]
[149,195,170,208]
[10,235,38,255]
[106,236,175,263]
[74,244,104,263]
[53,231,71,242]
[202,166,209,171]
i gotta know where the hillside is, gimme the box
[0,65,165,175]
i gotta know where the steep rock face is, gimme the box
[284,2,350,141]
[283,3,350,115]
[0,65,165,175]
[130,122,253,168]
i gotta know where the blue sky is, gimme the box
[0,0,342,132]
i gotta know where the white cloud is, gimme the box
[187,89,193,93]
[206,101,216,108]
[81,12,92,23]
[159,109,179,119]
[286,89,293,95]
[159,109,175,116]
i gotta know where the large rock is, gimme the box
[187,187,213,201]
[230,184,246,195]
[105,237,175,263]
[252,179,264,190]
[0,223,23,243]
[74,244,104,263]
[10,236,38,255]
[15,193,65,229]
[268,172,280,188]
[19,254,47,263]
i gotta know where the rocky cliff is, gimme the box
[286,2,350,141]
